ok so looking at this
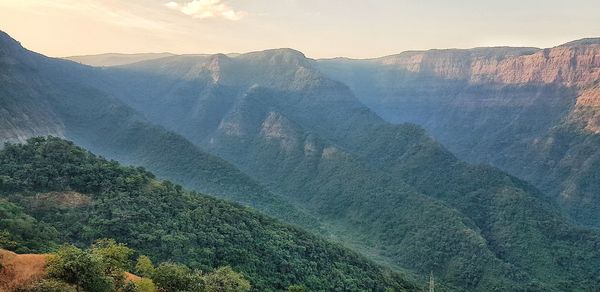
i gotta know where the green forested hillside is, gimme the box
[0,30,316,229]
[205,91,600,291]
[4,29,600,291]
[0,137,417,291]
[317,43,600,229]
[92,50,600,291]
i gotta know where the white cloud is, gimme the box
[165,0,246,21]
[165,2,180,9]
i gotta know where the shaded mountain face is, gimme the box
[318,41,600,228]
[0,137,417,291]
[89,46,600,290]
[0,32,65,143]
[0,31,315,228]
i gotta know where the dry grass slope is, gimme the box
[0,249,47,291]
[0,249,142,291]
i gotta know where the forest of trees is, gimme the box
[0,137,417,291]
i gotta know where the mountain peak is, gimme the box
[261,48,306,58]
[0,30,40,68]
[0,30,18,44]
[208,53,231,62]
[204,53,233,82]
[239,48,309,65]
[0,30,24,53]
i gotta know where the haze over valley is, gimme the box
[1,1,600,291]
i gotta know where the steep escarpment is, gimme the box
[368,42,600,86]
[318,39,600,228]
[373,47,540,82]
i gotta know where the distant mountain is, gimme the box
[318,39,600,228]
[0,30,315,228]
[91,46,600,291]
[0,137,416,291]
[65,52,176,67]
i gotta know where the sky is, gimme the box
[0,0,598,59]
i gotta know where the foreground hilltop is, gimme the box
[0,248,144,291]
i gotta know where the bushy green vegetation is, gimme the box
[0,137,416,291]
[19,278,78,292]
[46,244,117,292]
[19,239,250,292]
[203,266,251,292]
[0,200,59,253]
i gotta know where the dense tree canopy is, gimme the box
[0,137,417,291]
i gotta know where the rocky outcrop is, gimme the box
[260,111,298,151]
[491,45,600,85]
[573,86,600,133]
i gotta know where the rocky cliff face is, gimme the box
[374,43,600,86]
[573,86,600,133]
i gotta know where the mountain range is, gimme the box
[318,38,600,228]
[2,30,600,291]
[0,31,317,230]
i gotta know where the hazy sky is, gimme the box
[0,0,598,59]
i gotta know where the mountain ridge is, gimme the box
[318,37,600,228]
[92,40,600,291]
[0,30,318,229]
[65,52,176,67]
